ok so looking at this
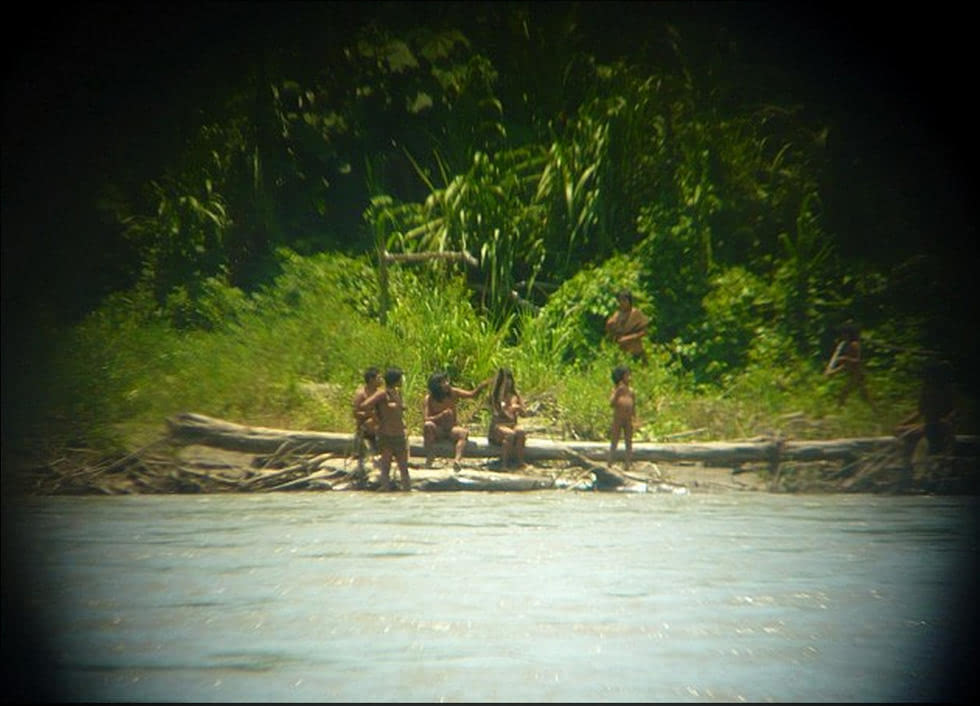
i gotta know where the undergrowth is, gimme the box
[5,251,973,466]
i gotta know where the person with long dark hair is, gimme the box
[423,371,491,471]
[487,367,527,470]
[605,289,650,363]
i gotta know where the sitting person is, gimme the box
[487,367,527,470]
[423,372,491,471]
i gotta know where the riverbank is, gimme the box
[4,411,976,497]
[12,435,978,497]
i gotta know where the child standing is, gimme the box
[609,365,636,470]
[359,367,411,491]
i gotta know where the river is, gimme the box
[3,491,978,702]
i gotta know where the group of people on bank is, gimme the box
[348,290,647,491]
[351,366,541,491]
[349,287,957,491]
[351,362,639,492]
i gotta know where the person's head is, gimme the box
[612,365,631,385]
[428,372,450,400]
[384,367,403,388]
[364,367,380,386]
[616,289,633,310]
[491,367,515,402]
[840,323,860,342]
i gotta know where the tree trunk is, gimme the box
[167,412,980,465]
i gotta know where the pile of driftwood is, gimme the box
[18,412,979,496]
[26,440,370,496]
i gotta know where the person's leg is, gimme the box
[857,374,876,413]
[397,443,411,491]
[423,421,437,466]
[379,447,393,491]
[609,422,621,467]
[354,428,366,472]
[452,427,468,470]
[496,426,513,468]
[624,422,633,470]
[897,424,925,468]
[513,429,527,468]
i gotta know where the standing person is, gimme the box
[351,367,381,473]
[488,367,527,470]
[423,372,491,471]
[605,289,650,363]
[609,365,637,470]
[825,323,875,411]
[895,360,957,460]
[359,367,411,491]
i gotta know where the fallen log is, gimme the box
[267,468,348,492]
[416,472,554,492]
[561,447,629,489]
[167,412,980,467]
[382,249,479,267]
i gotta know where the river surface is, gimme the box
[4,491,978,703]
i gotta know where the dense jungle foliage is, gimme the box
[3,2,977,465]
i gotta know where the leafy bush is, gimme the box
[163,273,250,330]
[686,266,777,384]
[528,252,651,367]
[15,245,973,467]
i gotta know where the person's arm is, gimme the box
[618,328,647,343]
[838,342,860,365]
[452,378,490,399]
[897,409,921,426]
[360,388,386,412]
[824,340,847,374]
